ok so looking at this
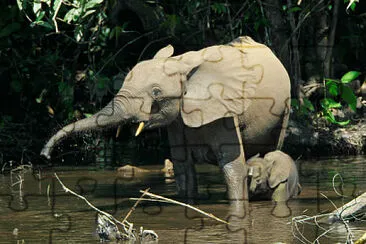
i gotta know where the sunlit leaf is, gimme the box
[75,27,83,42]
[321,98,342,109]
[85,0,104,10]
[43,0,51,7]
[84,113,93,118]
[335,120,350,126]
[82,9,96,19]
[341,86,357,111]
[64,8,81,23]
[16,0,23,10]
[52,0,62,12]
[341,71,360,83]
[33,2,42,14]
[323,109,350,125]
[346,0,358,11]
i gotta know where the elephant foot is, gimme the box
[271,201,291,217]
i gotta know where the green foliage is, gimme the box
[0,0,127,122]
[211,3,227,14]
[292,71,360,126]
[291,97,314,116]
[341,71,360,83]
[344,0,358,11]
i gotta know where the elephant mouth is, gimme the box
[150,101,160,114]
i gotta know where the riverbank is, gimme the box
[284,116,366,158]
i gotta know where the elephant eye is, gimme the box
[152,87,162,97]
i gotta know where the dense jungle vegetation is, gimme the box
[0,0,365,166]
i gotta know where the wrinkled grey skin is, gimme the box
[247,150,301,202]
[41,37,291,202]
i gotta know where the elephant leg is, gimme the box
[210,117,248,202]
[172,161,198,201]
[271,182,289,202]
[167,119,198,201]
[222,156,247,201]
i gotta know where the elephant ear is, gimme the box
[181,36,265,127]
[154,45,174,59]
[264,153,290,189]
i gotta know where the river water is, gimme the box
[0,156,365,243]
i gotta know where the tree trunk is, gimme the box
[262,1,291,73]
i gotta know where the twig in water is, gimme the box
[123,188,150,223]
[54,173,131,230]
[54,173,158,242]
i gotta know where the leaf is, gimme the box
[82,9,96,19]
[16,0,23,10]
[326,80,339,96]
[0,23,21,38]
[75,27,83,42]
[52,0,62,12]
[341,86,357,111]
[341,71,360,83]
[33,20,53,29]
[64,8,81,23]
[85,0,104,10]
[321,98,342,109]
[291,99,299,109]
[33,2,42,14]
[43,0,51,7]
[323,109,350,125]
[84,113,93,118]
[350,2,356,11]
[303,98,314,111]
[36,10,46,21]
[346,0,358,11]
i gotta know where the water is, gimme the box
[0,157,365,243]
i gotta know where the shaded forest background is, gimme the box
[0,0,365,166]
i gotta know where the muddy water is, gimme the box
[0,156,365,243]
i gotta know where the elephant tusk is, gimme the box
[135,122,145,136]
[248,167,253,176]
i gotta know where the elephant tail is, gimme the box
[276,98,291,150]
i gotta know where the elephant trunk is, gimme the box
[40,97,129,159]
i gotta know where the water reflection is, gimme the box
[0,156,364,243]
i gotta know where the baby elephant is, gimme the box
[247,150,301,202]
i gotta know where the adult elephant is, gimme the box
[41,36,291,202]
